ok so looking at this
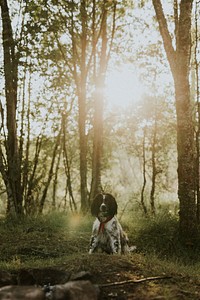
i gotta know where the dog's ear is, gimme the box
[106,194,118,216]
[91,193,102,216]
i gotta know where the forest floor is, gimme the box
[0,213,200,299]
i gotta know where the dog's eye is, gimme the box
[98,199,103,206]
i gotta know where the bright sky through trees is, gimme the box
[105,64,145,109]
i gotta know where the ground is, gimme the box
[0,254,200,299]
[0,214,200,299]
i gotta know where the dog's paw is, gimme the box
[129,245,137,252]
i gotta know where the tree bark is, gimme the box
[71,0,88,213]
[90,0,117,201]
[150,117,157,216]
[152,0,196,241]
[0,0,23,216]
[61,112,77,212]
[39,132,61,214]
[141,127,148,215]
[194,1,200,222]
[90,1,108,201]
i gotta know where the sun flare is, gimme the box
[105,64,144,109]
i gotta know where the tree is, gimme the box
[0,0,23,216]
[152,0,197,241]
[18,0,89,212]
[89,0,107,201]
[90,0,117,200]
[194,0,200,221]
[141,126,148,215]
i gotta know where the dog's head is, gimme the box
[91,193,118,220]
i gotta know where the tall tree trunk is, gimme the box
[152,0,197,241]
[90,1,107,200]
[0,0,23,216]
[79,0,88,212]
[174,0,196,240]
[194,1,200,222]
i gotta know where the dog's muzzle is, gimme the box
[100,203,107,212]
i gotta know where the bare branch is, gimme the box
[100,276,172,287]
[152,0,176,76]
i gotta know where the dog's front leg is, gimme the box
[110,233,121,254]
[89,234,98,254]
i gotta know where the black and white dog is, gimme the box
[89,193,130,254]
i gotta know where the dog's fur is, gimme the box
[89,193,129,254]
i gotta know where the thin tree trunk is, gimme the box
[25,135,42,214]
[52,144,62,210]
[150,106,158,216]
[39,132,61,214]
[141,127,148,215]
[61,112,77,212]
[150,127,156,216]
[22,68,31,200]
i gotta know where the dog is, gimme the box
[89,193,130,254]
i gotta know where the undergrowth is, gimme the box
[1,211,200,300]
[0,209,200,270]
[0,212,93,269]
[123,209,200,263]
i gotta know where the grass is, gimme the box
[0,210,200,299]
[0,210,200,267]
[0,212,93,269]
[124,209,200,263]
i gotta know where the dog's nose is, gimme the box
[100,203,107,212]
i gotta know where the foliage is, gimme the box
[126,208,200,263]
[0,212,92,267]
[1,211,200,299]
[0,1,199,223]
[1,209,200,268]
[0,210,200,298]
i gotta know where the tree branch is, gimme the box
[152,0,177,76]
[100,275,172,287]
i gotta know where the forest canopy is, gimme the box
[0,0,199,241]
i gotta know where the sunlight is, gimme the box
[68,214,82,229]
[105,64,144,109]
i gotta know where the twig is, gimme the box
[100,276,172,287]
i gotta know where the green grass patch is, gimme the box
[122,209,200,263]
[0,210,200,300]
[0,212,93,269]
[1,211,200,299]
[0,210,200,270]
